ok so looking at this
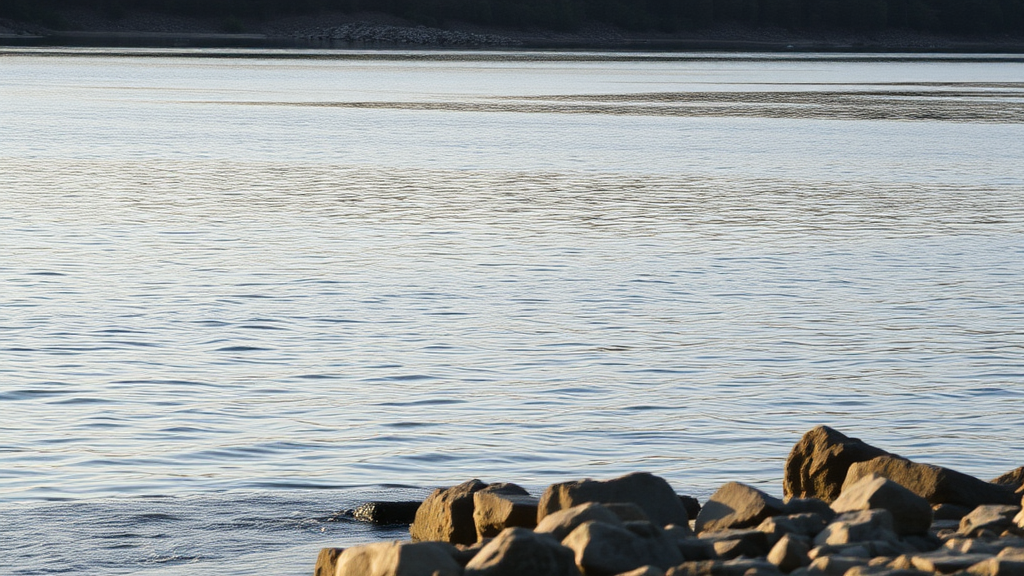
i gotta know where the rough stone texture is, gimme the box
[785,499,837,522]
[966,557,1024,576]
[767,533,811,573]
[909,551,993,574]
[845,457,1017,508]
[758,514,829,545]
[992,468,1024,490]
[831,473,932,536]
[410,479,489,545]
[333,540,462,576]
[473,483,538,540]
[463,527,579,576]
[960,505,1022,537]
[562,520,684,576]
[666,559,782,576]
[352,501,423,525]
[607,503,652,523]
[538,472,690,528]
[933,504,973,521]
[813,510,898,547]
[783,426,892,503]
[807,554,868,576]
[700,529,771,560]
[677,537,719,561]
[314,547,344,576]
[696,483,789,534]
[535,502,624,542]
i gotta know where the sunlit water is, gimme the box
[1,48,1023,575]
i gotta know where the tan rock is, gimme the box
[909,551,993,574]
[832,474,932,536]
[960,506,1022,537]
[616,567,666,576]
[783,426,892,503]
[845,457,1016,508]
[814,510,898,547]
[562,520,684,576]
[538,472,690,528]
[473,484,537,540]
[666,559,782,576]
[535,502,623,542]
[410,479,488,545]
[807,555,867,576]
[314,547,344,576]
[767,534,811,573]
[463,527,579,576]
[334,540,462,576]
[758,514,829,546]
[966,557,1024,576]
[696,483,788,534]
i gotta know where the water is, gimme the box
[1,48,1023,575]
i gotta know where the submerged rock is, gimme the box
[352,501,424,525]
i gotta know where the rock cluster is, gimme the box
[315,426,1024,576]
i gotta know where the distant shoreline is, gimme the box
[2,10,1024,53]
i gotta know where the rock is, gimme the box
[410,479,488,545]
[473,483,538,539]
[933,504,973,521]
[960,505,1022,537]
[314,547,344,576]
[536,502,624,542]
[844,568,928,576]
[901,534,940,553]
[966,557,1024,576]
[665,524,698,544]
[463,527,579,576]
[333,540,462,576]
[809,544,870,560]
[786,499,837,522]
[807,555,867,576]
[845,457,1017,508]
[677,537,719,561]
[617,567,666,576]
[768,533,812,573]
[814,510,899,546]
[667,559,782,576]
[701,529,771,559]
[680,496,702,519]
[696,483,789,534]
[353,501,424,525]
[454,538,492,566]
[992,468,1024,491]
[945,538,1004,555]
[758,514,829,545]
[910,551,994,573]
[784,426,892,503]
[831,474,932,536]
[538,472,690,528]
[562,520,684,576]
[608,503,653,523]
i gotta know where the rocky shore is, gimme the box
[2,10,1024,51]
[316,426,1024,576]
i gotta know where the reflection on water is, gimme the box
[1,49,1023,575]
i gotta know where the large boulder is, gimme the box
[333,540,462,576]
[783,426,891,503]
[959,505,1022,537]
[464,527,579,576]
[538,472,689,528]
[830,473,932,536]
[473,483,537,540]
[991,467,1024,492]
[695,482,788,534]
[410,479,488,545]
[845,456,1017,508]
[536,502,624,542]
[561,520,684,576]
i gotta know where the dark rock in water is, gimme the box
[352,501,423,525]
[561,519,683,576]
[410,478,488,545]
[314,547,344,576]
[333,540,462,576]
[680,495,702,519]
[696,482,788,534]
[767,533,811,573]
[538,472,690,528]
[845,456,1017,508]
[959,505,1022,537]
[463,527,579,576]
[992,467,1024,491]
[473,483,536,540]
[831,473,932,536]
[535,502,623,542]
[784,426,892,503]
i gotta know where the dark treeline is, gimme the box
[2,0,1023,35]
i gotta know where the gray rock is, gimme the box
[334,540,462,576]
[845,457,1017,508]
[966,557,1024,576]
[473,483,537,540]
[768,533,812,573]
[831,474,932,536]
[464,527,579,576]
[666,559,783,576]
[617,567,666,576]
[700,529,771,560]
[786,499,837,522]
[758,514,829,545]
[608,503,653,523]
[910,551,994,573]
[945,538,1004,555]
[933,504,973,521]
[991,468,1024,491]
[454,538,492,566]
[410,479,488,545]
[314,547,344,576]
[809,544,871,560]
[960,505,1022,537]
[696,483,789,534]
[664,524,697,543]
[814,510,899,547]
[352,501,423,525]
[784,426,892,503]
[677,537,719,561]
[562,520,684,576]
[538,472,690,528]
[806,555,867,576]
[536,502,624,542]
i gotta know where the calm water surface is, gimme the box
[1,49,1023,575]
